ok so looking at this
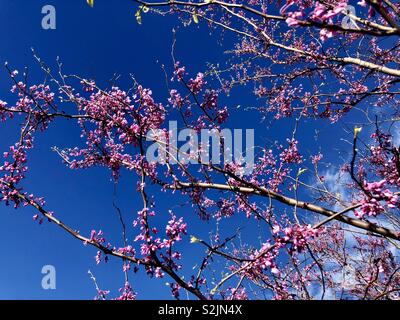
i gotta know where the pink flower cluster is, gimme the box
[369,132,400,187]
[356,180,398,218]
[172,62,186,81]
[311,2,348,22]
[286,11,304,27]
[89,230,106,244]
[133,209,186,274]
[0,76,58,208]
[282,1,349,40]
[188,72,206,94]
[274,224,320,253]
[280,139,302,164]
[58,83,165,180]
[227,287,248,300]
[115,282,137,300]
[248,242,280,275]
[1,136,33,207]
[0,100,10,121]
[164,213,187,246]
[169,62,230,130]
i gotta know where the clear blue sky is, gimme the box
[0,0,362,299]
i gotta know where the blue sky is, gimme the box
[0,0,368,299]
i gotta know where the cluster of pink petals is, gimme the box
[280,139,302,164]
[89,230,106,244]
[274,224,321,253]
[311,2,348,22]
[114,282,137,300]
[188,72,206,94]
[227,287,248,300]
[133,208,186,275]
[356,180,398,218]
[285,11,304,27]
[169,63,230,128]
[282,1,349,40]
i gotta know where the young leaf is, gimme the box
[190,235,201,243]
[297,168,307,176]
[135,9,142,25]
[193,12,199,24]
[354,126,362,138]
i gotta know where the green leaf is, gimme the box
[135,9,142,25]
[190,235,201,243]
[354,126,362,138]
[297,168,307,176]
[192,12,199,24]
